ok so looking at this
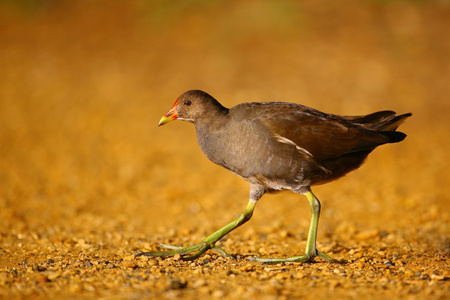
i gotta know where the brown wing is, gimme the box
[246,102,391,162]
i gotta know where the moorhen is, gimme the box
[141,90,411,263]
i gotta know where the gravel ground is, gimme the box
[1,1,449,299]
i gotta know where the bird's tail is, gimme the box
[371,112,412,131]
[343,111,412,143]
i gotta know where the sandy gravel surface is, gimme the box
[1,1,449,299]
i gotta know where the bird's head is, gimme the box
[158,90,227,126]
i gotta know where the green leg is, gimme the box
[250,190,336,263]
[136,198,258,261]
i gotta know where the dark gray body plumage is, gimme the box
[175,90,410,194]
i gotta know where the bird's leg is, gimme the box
[136,198,258,261]
[250,190,337,263]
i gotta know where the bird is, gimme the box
[138,90,411,263]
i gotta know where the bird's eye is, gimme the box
[184,99,192,106]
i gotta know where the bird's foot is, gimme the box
[248,250,337,264]
[135,242,231,261]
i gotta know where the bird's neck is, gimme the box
[194,107,229,132]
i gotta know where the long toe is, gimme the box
[134,242,207,258]
[317,250,338,263]
[248,250,336,264]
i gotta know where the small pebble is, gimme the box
[192,279,207,288]
[122,261,137,269]
[329,280,340,288]
[355,229,380,240]
[240,265,254,272]
[384,260,394,267]
[38,275,50,283]
[173,254,181,261]
[212,290,225,298]
[169,279,187,290]
[275,273,292,280]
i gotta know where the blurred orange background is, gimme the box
[0,0,448,270]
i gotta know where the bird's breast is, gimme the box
[196,121,259,174]
[194,120,312,190]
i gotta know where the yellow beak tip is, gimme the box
[158,115,175,126]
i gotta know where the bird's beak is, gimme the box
[158,99,179,126]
